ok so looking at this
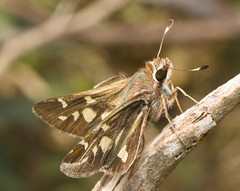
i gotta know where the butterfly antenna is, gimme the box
[170,65,210,72]
[157,19,174,58]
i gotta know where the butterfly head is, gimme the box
[146,57,173,84]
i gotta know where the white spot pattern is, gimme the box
[84,96,96,104]
[80,140,88,150]
[72,111,80,121]
[58,98,68,108]
[117,145,128,163]
[82,108,97,123]
[58,115,67,121]
[99,136,112,153]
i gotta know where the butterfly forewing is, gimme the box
[94,73,128,88]
[60,100,149,178]
[33,53,178,178]
[33,77,129,137]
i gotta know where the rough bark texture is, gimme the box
[93,74,240,191]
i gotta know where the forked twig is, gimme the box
[93,74,240,191]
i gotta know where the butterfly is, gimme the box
[32,20,209,178]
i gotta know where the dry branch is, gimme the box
[93,74,240,191]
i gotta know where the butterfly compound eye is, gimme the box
[155,68,167,83]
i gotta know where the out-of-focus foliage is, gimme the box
[0,0,239,190]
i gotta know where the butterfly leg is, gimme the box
[169,81,199,113]
[169,82,183,113]
[175,86,199,104]
[161,95,187,148]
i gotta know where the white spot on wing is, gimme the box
[117,145,128,163]
[82,108,97,123]
[80,156,88,164]
[101,124,109,131]
[58,98,68,108]
[80,140,88,150]
[72,111,80,121]
[92,145,98,156]
[58,115,67,121]
[84,96,96,104]
[99,136,112,153]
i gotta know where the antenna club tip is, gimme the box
[200,65,210,70]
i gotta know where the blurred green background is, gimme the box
[0,0,239,191]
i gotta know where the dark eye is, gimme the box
[155,69,167,83]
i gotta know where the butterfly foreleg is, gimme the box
[169,82,183,113]
[161,94,187,148]
[175,86,199,104]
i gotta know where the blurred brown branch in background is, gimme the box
[0,0,239,78]
[0,0,130,77]
[73,18,240,45]
[0,0,50,23]
[93,74,240,190]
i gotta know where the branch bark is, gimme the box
[93,74,240,191]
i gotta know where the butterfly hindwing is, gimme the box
[33,77,129,137]
[60,100,149,177]
[105,103,149,174]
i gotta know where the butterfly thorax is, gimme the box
[110,57,175,122]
